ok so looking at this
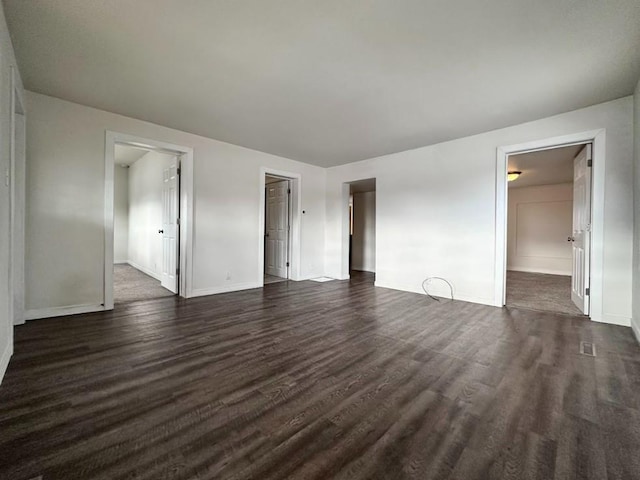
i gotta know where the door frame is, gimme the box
[340,178,377,280]
[9,66,26,326]
[258,168,301,285]
[495,129,605,321]
[264,176,292,279]
[104,131,194,309]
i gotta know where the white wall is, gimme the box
[507,183,573,276]
[113,165,129,264]
[0,4,25,384]
[127,151,172,279]
[633,78,640,341]
[24,91,326,316]
[326,97,634,327]
[352,191,376,272]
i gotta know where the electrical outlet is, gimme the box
[226,271,232,281]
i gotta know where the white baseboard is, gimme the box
[127,260,162,281]
[632,319,640,344]
[25,304,106,321]
[373,280,493,307]
[0,339,13,386]
[507,267,571,276]
[590,313,631,327]
[297,274,337,281]
[190,282,261,298]
[324,273,350,280]
[13,308,25,326]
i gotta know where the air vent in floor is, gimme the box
[580,341,596,357]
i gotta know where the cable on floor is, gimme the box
[421,277,454,302]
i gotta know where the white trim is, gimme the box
[126,260,162,282]
[25,304,106,321]
[9,66,26,326]
[104,131,195,310]
[495,130,605,322]
[340,183,351,279]
[258,168,302,285]
[374,280,491,305]
[340,178,376,279]
[592,314,631,328]
[631,319,640,344]
[191,282,262,298]
[0,339,12,386]
[507,267,572,276]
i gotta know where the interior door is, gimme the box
[161,155,179,293]
[571,144,591,314]
[265,179,289,278]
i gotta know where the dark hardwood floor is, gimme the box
[1,272,639,480]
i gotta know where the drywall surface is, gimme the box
[326,97,634,326]
[127,151,173,278]
[633,78,640,341]
[113,165,129,264]
[352,191,376,272]
[507,184,573,276]
[24,91,326,314]
[0,4,24,384]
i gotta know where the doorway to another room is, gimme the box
[263,175,292,285]
[347,178,376,282]
[113,143,181,303]
[505,144,591,316]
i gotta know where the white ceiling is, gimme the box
[114,144,149,166]
[5,1,640,167]
[507,144,584,188]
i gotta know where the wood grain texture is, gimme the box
[0,272,639,480]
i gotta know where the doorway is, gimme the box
[112,144,181,303]
[264,174,291,284]
[104,131,194,310]
[504,143,592,316]
[346,178,376,282]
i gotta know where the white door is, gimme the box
[265,179,289,278]
[571,144,591,314]
[161,155,179,293]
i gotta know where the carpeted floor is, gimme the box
[114,264,175,303]
[264,274,287,285]
[506,270,583,316]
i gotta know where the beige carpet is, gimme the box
[114,264,175,303]
[264,274,287,285]
[506,270,583,316]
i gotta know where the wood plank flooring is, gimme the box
[0,272,639,480]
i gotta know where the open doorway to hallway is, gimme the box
[113,144,180,303]
[505,144,591,316]
[263,174,292,285]
[348,179,376,281]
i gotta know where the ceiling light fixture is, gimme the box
[507,171,522,182]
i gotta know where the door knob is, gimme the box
[158,229,164,234]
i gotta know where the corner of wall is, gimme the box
[632,317,640,344]
[633,76,640,343]
[0,337,13,386]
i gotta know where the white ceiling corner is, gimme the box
[5,0,640,167]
